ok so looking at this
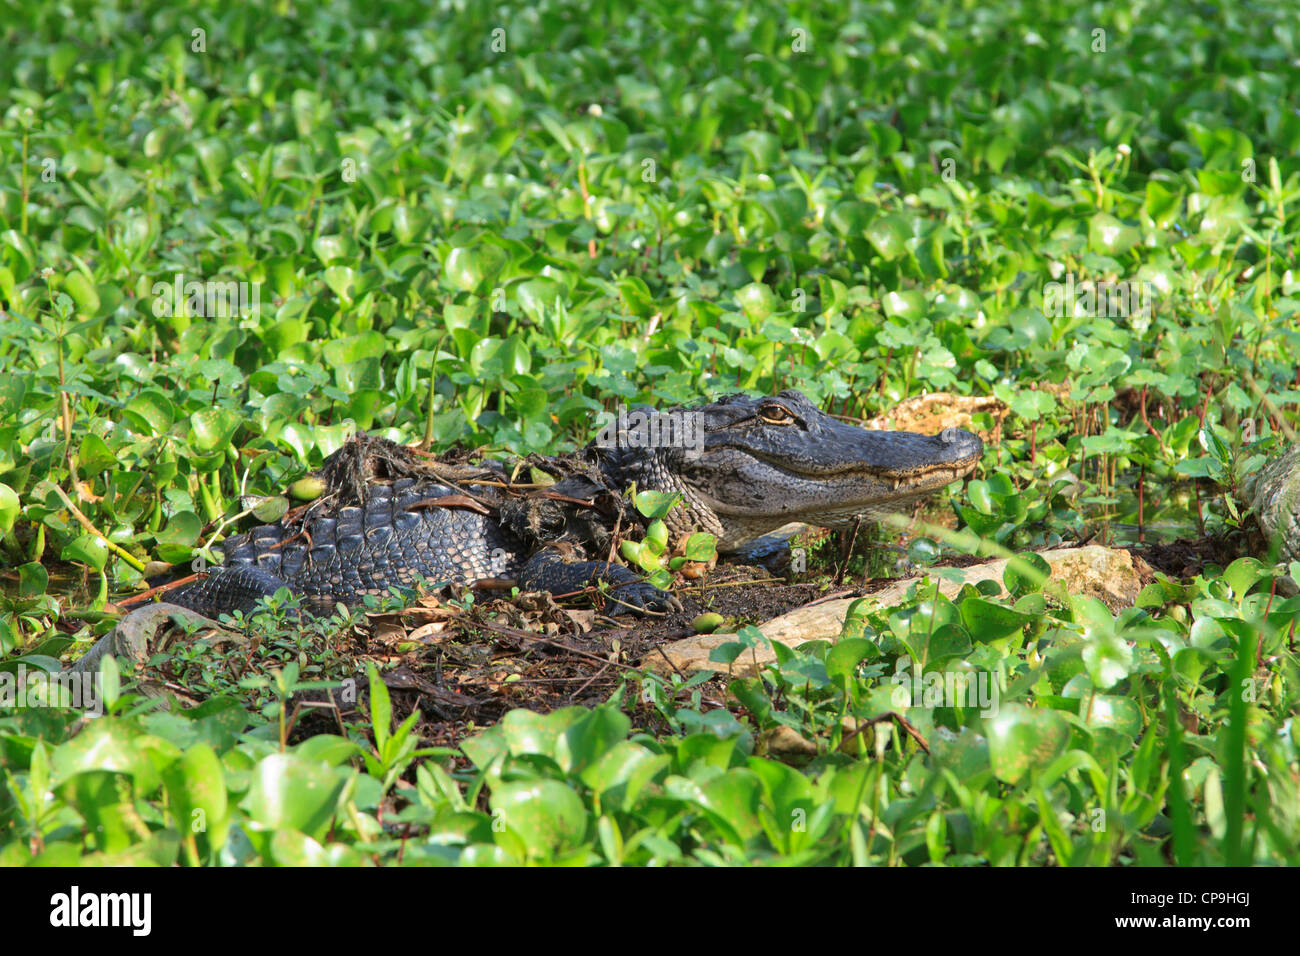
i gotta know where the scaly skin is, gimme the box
[1246,443,1300,562]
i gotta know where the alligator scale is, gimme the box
[169,391,985,618]
[1245,442,1300,563]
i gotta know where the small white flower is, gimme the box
[1117,143,1131,157]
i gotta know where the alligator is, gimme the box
[167,390,985,619]
[1245,442,1300,563]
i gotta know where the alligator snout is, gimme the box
[936,427,985,464]
[834,425,984,478]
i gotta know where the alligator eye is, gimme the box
[758,405,795,425]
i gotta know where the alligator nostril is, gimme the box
[936,428,983,459]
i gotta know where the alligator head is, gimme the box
[595,389,984,550]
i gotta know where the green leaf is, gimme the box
[0,482,20,535]
[825,638,873,686]
[735,283,777,321]
[52,721,164,791]
[56,772,146,853]
[242,754,347,841]
[366,662,392,754]
[1081,631,1133,690]
[556,706,631,775]
[190,408,241,452]
[960,598,1034,643]
[985,703,1070,785]
[62,534,108,572]
[882,290,925,320]
[865,215,911,260]
[18,562,48,598]
[681,532,718,562]
[490,780,588,860]
[161,744,230,859]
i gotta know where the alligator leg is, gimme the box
[169,565,295,620]
[518,548,681,614]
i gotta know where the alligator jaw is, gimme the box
[612,390,986,551]
[690,439,983,550]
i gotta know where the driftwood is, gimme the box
[644,545,1145,677]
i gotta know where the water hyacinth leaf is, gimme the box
[615,275,655,317]
[56,772,141,853]
[76,434,116,474]
[269,830,361,867]
[730,130,781,168]
[18,562,49,598]
[391,204,428,243]
[161,744,230,857]
[865,214,911,260]
[1081,631,1133,690]
[443,246,496,292]
[499,708,564,760]
[193,138,230,188]
[323,266,360,303]
[0,482,19,534]
[279,422,314,462]
[51,720,163,790]
[967,479,994,514]
[681,532,717,562]
[825,637,874,687]
[1004,553,1051,597]
[578,742,670,811]
[516,277,566,323]
[882,290,925,320]
[1088,213,1140,256]
[1222,557,1268,598]
[242,754,347,841]
[633,490,678,520]
[986,703,1070,785]
[313,423,354,459]
[251,496,290,523]
[154,511,202,563]
[490,780,588,860]
[63,271,100,315]
[828,200,872,236]
[124,390,175,436]
[311,235,354,265]
[929,725,991,778]
[555,706,631,775]
[190,408,241,451]
[62,534,109,572]
[323,331,388,365]
[697,769,765,843]
[0,371,26,421]
[1084,695,1142,737]
[735,283,777,321]
[961,598,1034,643]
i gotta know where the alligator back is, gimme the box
[182,477,523,616]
